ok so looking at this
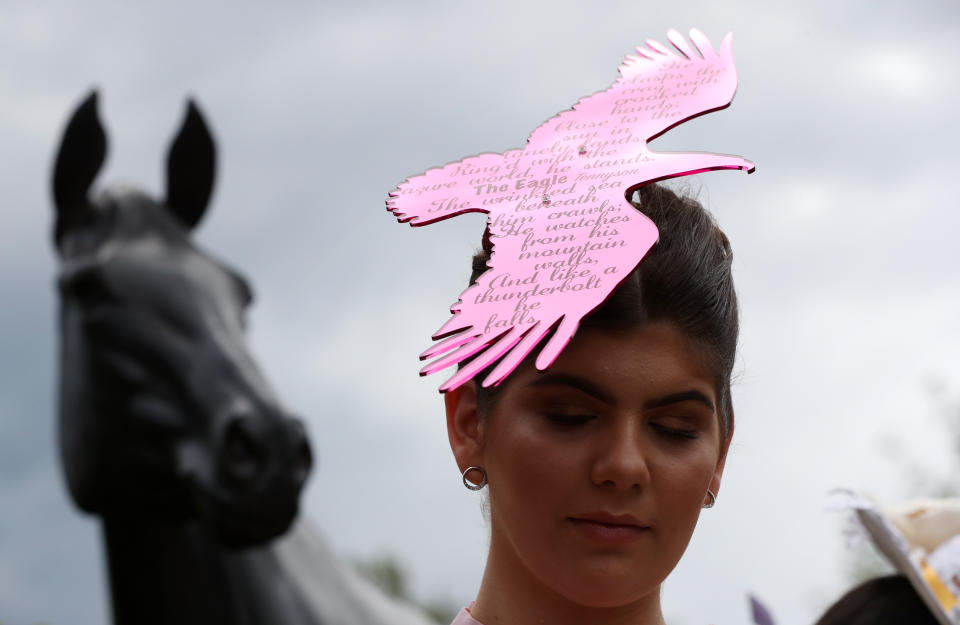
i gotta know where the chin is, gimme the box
[549,567,663,609]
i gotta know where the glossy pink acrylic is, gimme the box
[387,29,754,392]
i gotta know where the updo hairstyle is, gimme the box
[469,183,739,441]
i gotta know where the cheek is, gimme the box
[651,446,717,537]
[485,421,578,512]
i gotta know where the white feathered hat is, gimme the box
[833,490,960,625]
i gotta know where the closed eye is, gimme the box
[651,423,699,440]
[546,413,595,426]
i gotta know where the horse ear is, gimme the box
[52,90,107,248]
[165,99,216,230]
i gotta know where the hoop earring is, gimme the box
[462,466,487,491]
[702,489,717,509]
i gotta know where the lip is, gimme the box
[567,511,651,546]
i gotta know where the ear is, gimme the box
[165,99,216,230]
[52,90,106,249]
[709,413,735,500]
[444,381,486,475]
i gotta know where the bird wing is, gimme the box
[386,152,510,226]
[616,28,732,84]
[524,29,738,161]
[392,29,747,393]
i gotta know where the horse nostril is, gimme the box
[221,418,262,485]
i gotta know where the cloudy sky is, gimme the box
[2,1,959,624]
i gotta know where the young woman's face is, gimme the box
[448,321,728,609]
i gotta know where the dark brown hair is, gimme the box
[470,183,739,440]
[813,576,939,625]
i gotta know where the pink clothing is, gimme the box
[450,603,483,625]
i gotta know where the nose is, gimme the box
[590,419,650,492]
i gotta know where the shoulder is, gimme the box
[449,605,484,625]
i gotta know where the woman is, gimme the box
[443,183,738,625]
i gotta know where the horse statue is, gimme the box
[51,91,435,625]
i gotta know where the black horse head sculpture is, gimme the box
[51,92,436,625]
[52,91,312,548]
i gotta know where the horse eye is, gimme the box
[60,270,108,306]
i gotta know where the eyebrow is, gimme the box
[646,391,715,413]
[527,373,615,405]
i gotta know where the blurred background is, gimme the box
[1,1,958,623]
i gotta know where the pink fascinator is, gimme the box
[387,28,753,392]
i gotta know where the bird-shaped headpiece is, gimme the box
[387,28,754,392]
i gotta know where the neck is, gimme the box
[471,529,666,625]
[103,515,236,625]
[101,514,315,625]
[102,515,437,625]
